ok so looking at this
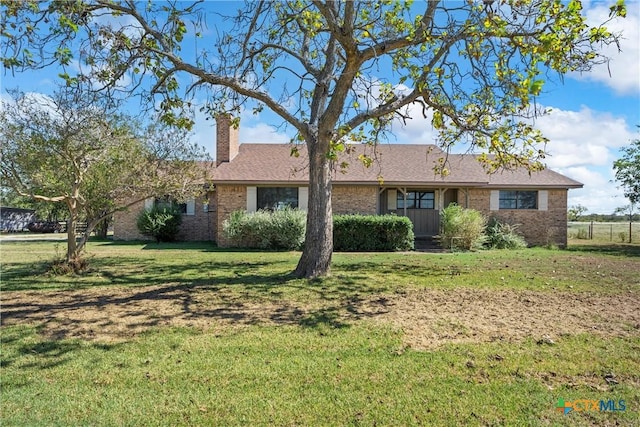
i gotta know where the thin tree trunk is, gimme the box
[294,140,333,279]
[95,217,109,238]
[65,194,82,265]
[66,215,78,263]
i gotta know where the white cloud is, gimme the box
[574,3,640,94]
[563,166,626,213]
[92,12,143,40]
[240,122,291,144]
[389,102,438,145]
[532,104,635,213]
[236,107,293,144]
[533,106,635,168]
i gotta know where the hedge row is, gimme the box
[334,214,414,251]
[222,208,306,250]
[223,210,415,251]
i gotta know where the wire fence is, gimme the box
[568,221,639,243]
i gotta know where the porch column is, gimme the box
[438,188,448,210]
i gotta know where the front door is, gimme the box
[381,189,440,237]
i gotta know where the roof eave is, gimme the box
[212,179,583,189]
[484,183,584,189]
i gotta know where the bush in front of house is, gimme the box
[484,217,527,249]
[438,204,486,250]
[223,207,306,250]
[333,214,414,251]
[136,206,182,242]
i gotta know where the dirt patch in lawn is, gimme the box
[371,288,640,349]
[1,285,639,349]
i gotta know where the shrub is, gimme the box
[575,228,588,239]
[484,217,527,249]
[223,207,306,250]
[333,214,414,251]
[136,206,182,242]
[438,204,486,250]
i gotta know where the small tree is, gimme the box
[568,204,588,221]
[0,88,209,269]
[613,138,640,205]
[613,137,639,243]
[614,205,636,243]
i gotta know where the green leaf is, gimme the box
[528,79,544,95]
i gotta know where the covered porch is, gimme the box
[378,187,468,237]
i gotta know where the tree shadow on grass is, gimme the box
[1,256,396,349]
[1,326,121,372]
[97,240,285,253]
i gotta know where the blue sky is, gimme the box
[2,1,638,214]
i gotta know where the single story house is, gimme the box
[114,115,582,246]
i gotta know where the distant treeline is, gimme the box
[572,214,640,222]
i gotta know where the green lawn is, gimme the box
[1,240,639,426]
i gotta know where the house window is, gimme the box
[499,190,538,209]
[257,187,299,210]
[152,196,195,215]
[397,191,435,209]
[155,196,187,213]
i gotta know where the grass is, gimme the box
[2,240,639,294]
[568,221,639,243]
[1,239,639,426]
[2,326,638,426]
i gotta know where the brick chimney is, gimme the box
[215,114,239,166]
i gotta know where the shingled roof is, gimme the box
[212,143,582,189]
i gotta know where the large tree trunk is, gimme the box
[294,139,333,279]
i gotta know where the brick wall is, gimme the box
[468,188,569,247]
[176,195,216,241]
[216,115,239,166]
[116,186,569,247]
[113,194,216,242]
[465,188,490,211]
[113,200,150,241]
[215,185,247,247]
[332,185,378,214]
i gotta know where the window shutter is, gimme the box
[538,190,548,211]
[246,187,257,212]
[186,199,195,216]
[298,187,308,212]
[144,198,154,210]
[490,190,500,211]
[387,189,397,210]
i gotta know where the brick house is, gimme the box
[114,115,582,246]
